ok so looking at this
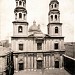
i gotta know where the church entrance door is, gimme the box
[55,61,59,68]
[19,63,24,71]
[37,60,42,69]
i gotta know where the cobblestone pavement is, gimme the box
[14,68,71,75]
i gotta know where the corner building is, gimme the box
[11,0,65,72]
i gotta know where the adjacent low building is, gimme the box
[64,42,75,58]
[64,42,75,75]
[0,40,10,75]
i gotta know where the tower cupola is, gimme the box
[14,0,27,21]
[49,0,59,11]
[48,0,60,23]
[47,0,62,36]
[12,0,28,37]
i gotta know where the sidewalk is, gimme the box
[14,68,71,75]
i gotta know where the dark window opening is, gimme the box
[16,2,18,6]
[55,61,59,68]
[51,15,53,21]
[24,14,25,19]
[15,13,17,19]
[19,1,22,5]
[19,44,23,50]
[55,15,57,20]
[23,2,25,6]
[37,43,42,50]
[52,4,53,8]
[19,13,22,18]
[55,4,57,8]
[37,60,42,69]
[54,43,58,49]
[18,26,23,33]
[19,63,24,71]
[55,27,58,33]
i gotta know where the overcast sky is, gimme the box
[0,0,74,42]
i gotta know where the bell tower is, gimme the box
[48,0,62,36]
[12,0,28,37]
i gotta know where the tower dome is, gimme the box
[50,0,59,4]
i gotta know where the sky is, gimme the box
[0,0,74,42]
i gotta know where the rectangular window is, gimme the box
[19,44,23,50]
[54,43,58,49]
[37,43,42,50]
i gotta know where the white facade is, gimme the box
[11,0,65,72]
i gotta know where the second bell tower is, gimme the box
[48,0,62,36]
[13,0,28,37]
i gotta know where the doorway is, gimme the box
[19,63,24,71]
[55,61,59,68]
[37,60,42,69]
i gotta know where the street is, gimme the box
[14,68,71,75]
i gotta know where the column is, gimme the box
[30,56,31,70]
[44,56,45,69]
[44,40,45,51]
[49,55,50,69]
[14,56,16,71]
[31,56,33,70]
[50,54,52,68]
[26,54,28,70]
[15,57,18,72]
[28,56,30,70]
[42,42,44,51]
[52,55,54,69]
[34,56,36,71]
[46,55,48,69]
[60,55,63,69]
[24,56,26,70]
[48,55,49,69]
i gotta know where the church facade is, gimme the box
[11,0,65,72]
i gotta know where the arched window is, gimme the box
[55,15,57,20]
[19,1,22,5]
[24,14,25,20]
[19,13,22,18]
[55,27,58,33]
[23,2,25,6]
[51,4,53,8]
[18,26,23,33]
[51,15,53,21]
[16,2,18,6]
[15,13,17,19]
[55,4,57,8]
[48,27,49,34]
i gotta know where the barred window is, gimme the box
[19,44,23,50]
[37,43,42,50]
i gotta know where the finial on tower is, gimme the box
[33,20,36,25]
